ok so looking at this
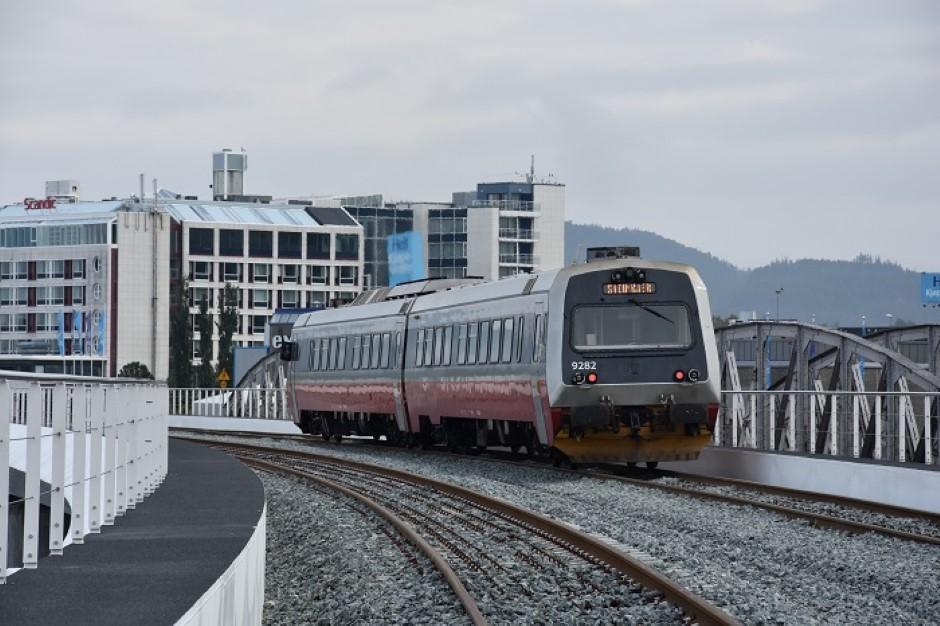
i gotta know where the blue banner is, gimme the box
[921,273,940,305]
[96,310,106,355]
[57,311,66,356]
[73,310,83,355]
[387,231,426,287]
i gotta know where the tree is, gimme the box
[196,296,215,388]
[215,283,239,382]
[118,361,154,380]
[168,277,193,389]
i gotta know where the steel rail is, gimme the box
[182,437,739,626]
[238,455,488,626]
[172,429,940,545]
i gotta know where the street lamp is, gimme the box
[861,314,867,336]
[775,288,784,321]
[886,313,894,326]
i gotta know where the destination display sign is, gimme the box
[603,282,656,295]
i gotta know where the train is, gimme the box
[280,246,720,466]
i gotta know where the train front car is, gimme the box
[546,254,719,465]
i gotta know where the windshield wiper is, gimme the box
[629,299,674,325]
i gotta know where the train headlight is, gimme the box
[572,372,585,385]
[672,369,686,382]
[688,369,700,382]
[586,371,598,384]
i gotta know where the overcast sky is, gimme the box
[1,1,938,269]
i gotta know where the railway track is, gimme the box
[193,438,737,625]
[173,427,940,548]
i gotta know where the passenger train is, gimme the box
[281,247,720,465]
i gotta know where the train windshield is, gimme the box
[571,304,692,351]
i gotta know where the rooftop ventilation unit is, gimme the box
[586,246,641,262]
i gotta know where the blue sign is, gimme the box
[387,231,426,287]
[57,311,66,356]
[921,273,940,305]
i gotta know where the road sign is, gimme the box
[921,273,940,305]
[217,368,231,389]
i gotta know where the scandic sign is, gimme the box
[24,197,57,209]
[921,273,940,305]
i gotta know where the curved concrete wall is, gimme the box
[175,503,267,626]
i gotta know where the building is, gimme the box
[0,196,170,377]
[325,175,565,286]
[166,199,363,365]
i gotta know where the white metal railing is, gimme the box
[498,228,537,240]
[713,389,938,466]
[1,374,167,582]
[168,387,290,420]
[471,199,539,211]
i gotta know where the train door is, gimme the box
[393,303,414,434]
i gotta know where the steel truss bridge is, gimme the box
[717,322,940,466]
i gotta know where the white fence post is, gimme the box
[874,395,882,460]
[924,397,932,465]
[88,385,103,534]
[830,395,838,456]
[115,386,128,518]
[103,385,118,526]
[809,395,817,454]
[23,382,41,568]
[50,383,67,555]
[768,395,776,451]
[71,385,87,544]
[0,381,10,583]
[852,395,860,459]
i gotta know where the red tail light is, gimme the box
[673,369,686,382]
[586,371,598,384]
[707,403,719,430]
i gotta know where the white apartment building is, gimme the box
[0,198,170,378]
[166,201,363,365]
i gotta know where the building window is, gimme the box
[279,290,299,309]
[190,287,213,307]
[36,312,55,332]
[307,265,328,285]
[307,291,328,308]
[222,262,242,282]
[36,260,65,279]
[336,234,358,260]
[190,261,212,281]
[307,233,330,259]
[219,229,244,256]
[250,263,271,283]
[72,259,85,279]
[249,230,273,257]
[279,264,300,284]
[252,289,271,309]
[336,266,357,286]
[189,228,215,255]
[278,232,302,259]
[72,286,85,305]
[13,313,27,332]
[37,286,65,306]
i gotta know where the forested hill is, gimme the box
[565,222,933,325]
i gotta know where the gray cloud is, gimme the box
[1,0,938,269]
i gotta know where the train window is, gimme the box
[381,333,391,368]
[467,322,479,364]
[423,328,434,367]
[443,326,453,366]
[533,315,544,362]
[515,316,525,363]
[479,321,490,363]
[331,338,340,370]
[371,334,381,369]
[416,330,425,367]
[339,337,347,370]
[362,334,372,370]
[571,305,692,351]
[351,335,361,369]
[308,340,314,370]
[433,327,443,366]
[490,319,502,365]
[322,339,330,371]
[456,324,468,365]
[501,317,513,363]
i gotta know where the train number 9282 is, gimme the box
[571,361,597,371]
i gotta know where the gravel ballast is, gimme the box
[205,434,940,624]
[257,469,466,624]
